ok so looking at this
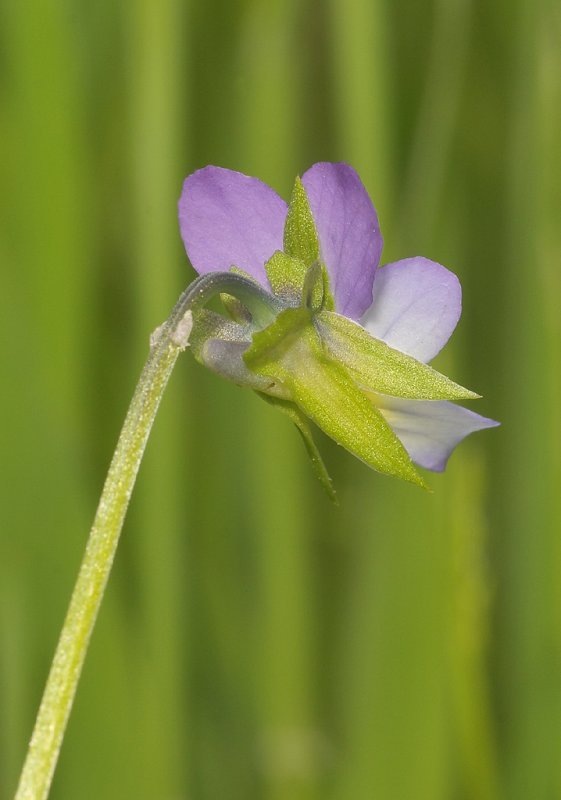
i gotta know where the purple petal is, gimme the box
[361,257,462,363]
[301,162,383,320]
[375,396,499,472]
[179,166,287,286]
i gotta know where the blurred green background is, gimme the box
[1,0,560,798]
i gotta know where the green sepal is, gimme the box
[245,311,426,487]
[284,176,320,266]
[302,261,325,311]
[264,250,307,302]
[320,267,335,311]
[316,311,481,401]
[220,294,252,324]
[220,266,259,324]
[264,251,335,314]
[282,177,335,311]
[257,392,337,503]
[230,265,257,281]
[244,307,312,368]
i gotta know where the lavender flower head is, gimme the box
[178,162,498,495]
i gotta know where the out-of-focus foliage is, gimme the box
[1,1,560,798]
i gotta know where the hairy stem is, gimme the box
[14,272,274,800]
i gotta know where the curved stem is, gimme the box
[14,272,275,800]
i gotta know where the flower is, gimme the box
[178,162,498,494]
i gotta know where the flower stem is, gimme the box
[14,272,276,800]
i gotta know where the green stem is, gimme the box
[14,272,276,800]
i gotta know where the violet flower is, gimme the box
[179,162,498,494]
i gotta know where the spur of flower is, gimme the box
[178,162,498,496]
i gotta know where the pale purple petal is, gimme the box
[361,257,462,363]
[179,166,287,286]
[375,396,499,472]
[301,162,383,320]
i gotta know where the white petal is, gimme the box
[362,257,462,363]
[375,396,499,472]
